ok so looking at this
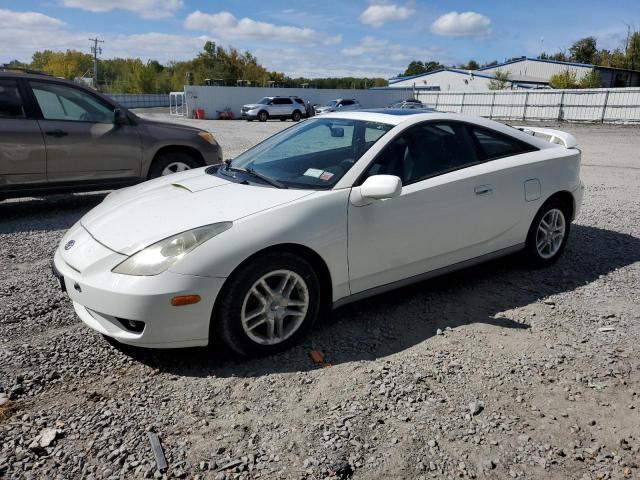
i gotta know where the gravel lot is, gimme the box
[1,115,639,480]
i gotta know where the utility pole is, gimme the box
[89,37,104,88]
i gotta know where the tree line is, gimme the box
[4,41,387,93]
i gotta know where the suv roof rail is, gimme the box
[0,65,50,76]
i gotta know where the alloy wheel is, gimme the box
[161,162,192,176]
[241,270,309,345]
[536,208,566,259]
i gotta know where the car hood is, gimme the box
[80,169,315,255]
[243,104,262,109]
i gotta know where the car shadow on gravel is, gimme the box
[0,193,107,234]
[105,223,640,377]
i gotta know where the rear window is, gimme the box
[0,79,25,118]
[469,126,537,160]
[293,98,305,104]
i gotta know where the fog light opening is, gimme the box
[116,318,145,333]
[171,295,201,306]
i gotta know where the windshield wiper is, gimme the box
[222,160,287,189]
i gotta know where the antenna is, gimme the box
[540,36,544,55]
[89,37,104,88]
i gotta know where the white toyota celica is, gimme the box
[53,110,583,356]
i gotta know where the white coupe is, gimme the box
[53,110,583,356]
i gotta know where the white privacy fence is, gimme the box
[182,86,414,119]
[416,88,640,123]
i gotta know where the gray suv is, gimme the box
[241,96,307,122]
[0,70,222,200]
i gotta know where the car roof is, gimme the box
[318,110,560,150]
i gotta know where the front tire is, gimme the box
[212,252,321,356]
[524,198,571,267]
[148,152,200,179]
[258,111,268,122]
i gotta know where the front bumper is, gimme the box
[53,249,225,348]
[241,110,259,119]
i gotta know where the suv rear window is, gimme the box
[0,79,25,118]
[293,98,305,104]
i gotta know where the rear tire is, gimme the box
[258,111,268,122]
[292,110,302,122]
[148,152,200,179]
[523,198,572,267]
[212,252,321,357]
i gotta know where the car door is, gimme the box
[347,121,525,294]
[273,98,293,117]
[27,80,142,183]
[0,77,47,189]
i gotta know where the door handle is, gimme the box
[474,185,493,195]
[45,129,68,138]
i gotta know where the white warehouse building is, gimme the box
[387,57,640,91]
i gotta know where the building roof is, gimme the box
[479,56,640,74]
[389,67,502,85]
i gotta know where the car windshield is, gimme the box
[217,117,393,190]
[257,97,271,105]
[326,100,338,107]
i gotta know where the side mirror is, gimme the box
[330,127,344,137]
[113,108,127,126]
[351,175,402,206]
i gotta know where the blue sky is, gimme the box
[1,0,638,78]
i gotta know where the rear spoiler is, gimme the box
[513,126,578,149]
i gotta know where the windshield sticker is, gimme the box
[319,171,334,181]
[303,168,323,178]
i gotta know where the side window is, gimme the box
[294,98,305,104]
[273,98,292,105]
[342,100,354,106]
[30,82,114,123]
[0,79,26,119]
[469,126,536,160]
[362,122,479,185]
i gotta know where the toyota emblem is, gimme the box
[64,240,75,250]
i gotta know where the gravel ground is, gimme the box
[1,115,639,480]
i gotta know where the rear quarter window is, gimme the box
[469,126,537,160]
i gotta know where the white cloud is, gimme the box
[60,0,183,19]
[184,11,341,46]
[359,3,414,28]
[431,11,491,37]
[0,8,64,29]
[0,8,209,64]
[341,36,442,64]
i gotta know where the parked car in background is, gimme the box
[241,96,306,122]
[0,69,222,200]
[53,109,583,357]
[389,99,430,109]
[314,99,361,114]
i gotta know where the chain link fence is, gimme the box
[416,88,640,123]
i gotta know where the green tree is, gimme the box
[579,70,602,88]
[548,69,579,89]
[488,70,511,90]
[569,37,598,64]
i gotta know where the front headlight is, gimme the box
[112,222,232,276]
[198,131,217,145]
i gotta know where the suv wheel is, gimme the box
[148,152,200,179]
[292,110,302,122]
[212,252,321,357]
[258,111,268,122]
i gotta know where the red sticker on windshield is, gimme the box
[319,171,334,181]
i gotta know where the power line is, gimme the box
[89,37,104,88]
